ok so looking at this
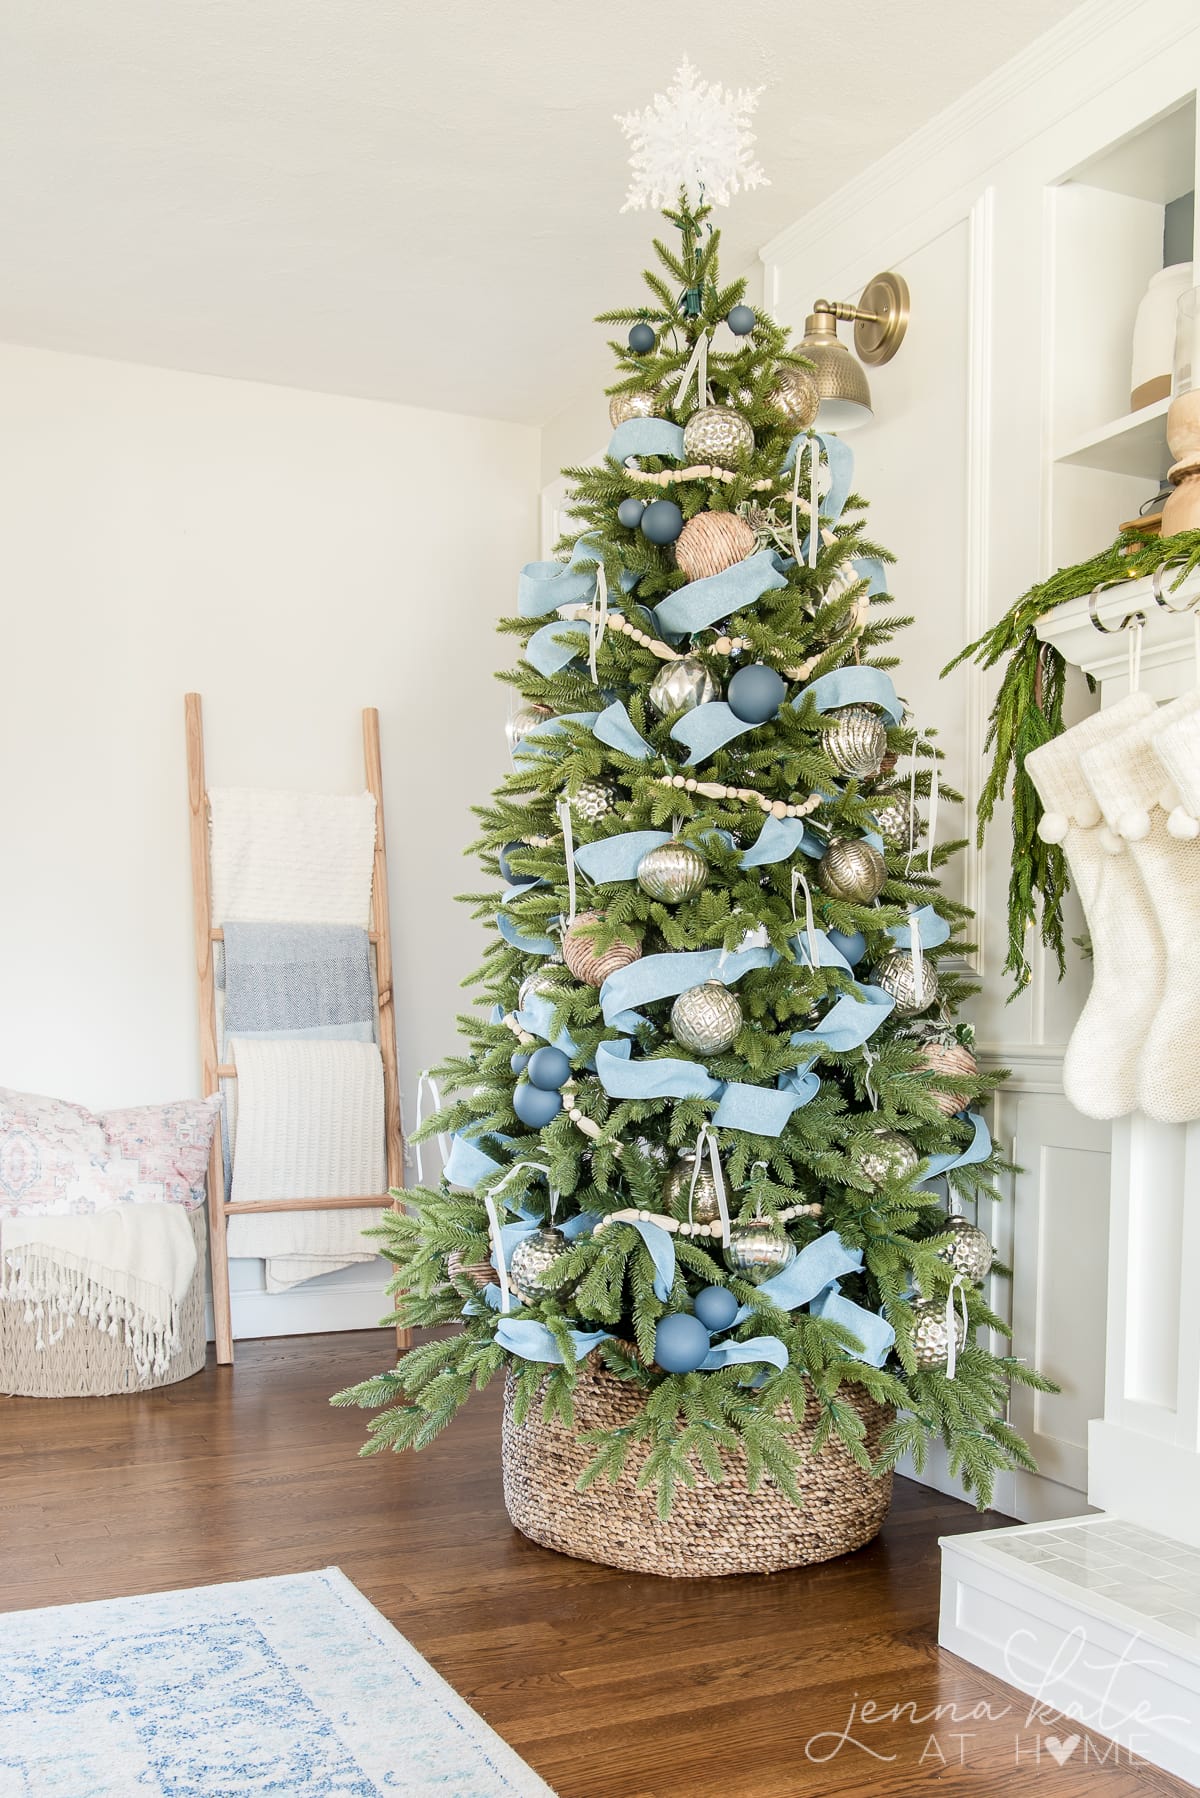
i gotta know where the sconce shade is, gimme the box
[799,309,873,431]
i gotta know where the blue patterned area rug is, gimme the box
[0,1566,557,1796]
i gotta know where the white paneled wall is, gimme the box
[750,0,1200,1515]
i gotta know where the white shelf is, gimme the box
[1055,396,1170,478]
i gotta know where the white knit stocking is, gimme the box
[1026,692,1157,1119]
[1102,698,1200,1122]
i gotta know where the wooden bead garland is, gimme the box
[654,773,822,820]
[560,603,680,663]
[593,1198,822,1240]
[623,463,776,491]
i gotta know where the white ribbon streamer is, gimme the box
[673,328,710,412]
[1128,616,1144,693]
[808,436,820,569]
[483,1193,511,1314]
[413,1070,450,1184]
[790,867,818,969]
[556,796,578,925]
[489,1159,552,1203]
[587,561,609,684]
[909,906,924,998]
[691,1122,730,1247]
[944,1272,970,1380]
[861,1041,879,1111]
[907,728,940,874]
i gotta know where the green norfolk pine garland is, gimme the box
[944,528,1200,998]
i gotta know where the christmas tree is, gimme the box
[335,65,1049,1517]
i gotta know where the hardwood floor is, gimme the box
[2,1331,1191,1797]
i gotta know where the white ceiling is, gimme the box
[0,0,1085,425]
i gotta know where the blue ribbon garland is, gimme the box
[802,666,905,726]
[652,549,789,637]
[592,700,654,761]
[518,536,637,620]
[607,419,687,464]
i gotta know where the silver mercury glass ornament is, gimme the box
[509,1226,572,1300]
[571,779,619,823]
[681,404,755,467]
[825,705,888,780]
[857,1128,920,1186]
[936,1216,995,1285]
[506,704,554,751]
[648,655,720,717]
[910,1294,968,1372]
[872,789,917,848]
[723,1220,797,1284]
[517,968,562,1009]
[608,390,661,429]
[875,948,940,1015]
[815,837,887,903]
[636,840,708,903]
[661,1151,721,1224]
[768,367,820,431]
[670,981,743,1055]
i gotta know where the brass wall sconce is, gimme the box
[799,271,910,430]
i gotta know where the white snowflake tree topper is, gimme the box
[616,58,768,214]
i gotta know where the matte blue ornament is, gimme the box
[527,1045,571,1091]
[727,664,787,724]
[641,499,684,546]
[827,928,867,967]
[512,1082,563,1128]
[693,1285,739,1332]
[617,496,647,530]
[653,1312,711,1374]
[498,840,524,883]
[727,304,755,336]
[510,1050,530,1075]
[628,322,656,354]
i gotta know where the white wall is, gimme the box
[0,342,538,1333]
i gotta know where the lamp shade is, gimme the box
[800,310,873,431]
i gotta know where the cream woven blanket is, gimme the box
[209,788,377,926]
[226,1038,384,1291]
[0,1203,198,1381]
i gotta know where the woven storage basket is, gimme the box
[502,1357,894,1577]
[0,1207,208,1398]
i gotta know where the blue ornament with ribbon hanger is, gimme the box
[641,499,684,545]
[693,1285,739,1332]
[727,664,787,725]
[527,1045,571,1092]
[726,304,755,337]
[627,322,656,354]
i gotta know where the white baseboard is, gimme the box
[204,1256,393,1342]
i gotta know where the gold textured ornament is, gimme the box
[873,790,917,848]
[769,367,820,430]
[670,981,743,1054]
[857,1128,920,1186]
[723,1219,797,1284]
[636,840,708,903]
[509,1226,572,1299]
[506,704,554,751]
[875,949,939,1015]
[674,511,757,582]
[648,654,720,716]
[815,837,887,903]
[571,779,619,823]
[681,405,755,468]
[916,1035,978,1115]
[661,1153,721,1225]
[826,705,888,780]
[935,1215,994,1285]
[910,1295,967,1372]
[608,391,661,428]
[561,912,642,987]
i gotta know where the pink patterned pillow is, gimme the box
[97,1097,220,1209]
[0,1088,119,1218]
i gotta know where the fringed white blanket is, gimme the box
[0,1203,198,1381]
[225,1038,385,1292]
[209,788,377,927]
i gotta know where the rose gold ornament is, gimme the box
[916,1038,978,1116]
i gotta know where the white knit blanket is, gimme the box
[209,788,377,926]
[0,1204,198,1381]
[226,1038,385,1292]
